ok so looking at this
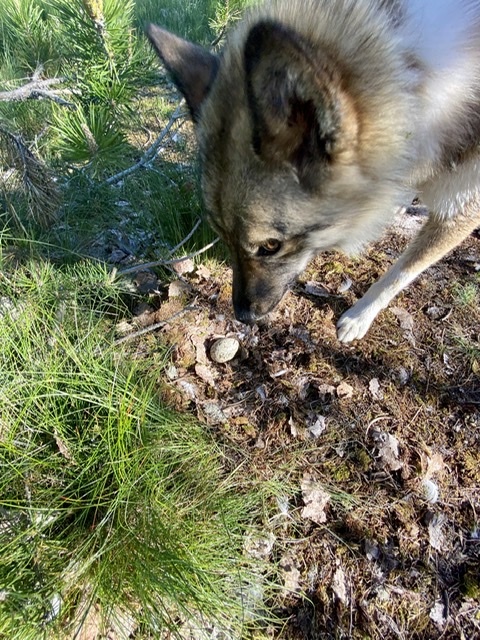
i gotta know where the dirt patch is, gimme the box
[125,210,480,639]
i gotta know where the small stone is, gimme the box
[209,337,240,363]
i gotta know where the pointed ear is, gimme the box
[146,24,219,122]
[244,21,342,191]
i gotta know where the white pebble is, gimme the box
[210,337,240,363]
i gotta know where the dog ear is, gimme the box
[244,21,341,191]
[146,24,219,122]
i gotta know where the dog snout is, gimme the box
[233,287,273,324]
[233,288,280,325]
[234,304,260,325]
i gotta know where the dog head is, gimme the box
[147,18,409,323]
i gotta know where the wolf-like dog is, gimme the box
[147,0,480,342]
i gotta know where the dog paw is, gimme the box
[336,307,376,343]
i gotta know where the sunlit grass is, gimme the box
[0,255,274,638]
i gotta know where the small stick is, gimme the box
[0,70,75,109]
[105,103,186,185]
[114,303,199,345]
[170,218,202,254]
[117,238,219,276]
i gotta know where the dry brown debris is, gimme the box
[123,216,480,639]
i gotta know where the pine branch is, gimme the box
[0,126,61,228]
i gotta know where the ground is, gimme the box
[120,207,480,640]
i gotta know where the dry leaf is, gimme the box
[301,474,330,524]
[369,378,383,400]
[75,603,103,640]
[176,380,198,401]
[317,383,336,397]
[332,567,348,605]
[429,601,447,629]
[280,554,302,595]
[289,415,298,437]
[424,452,445,480]
[115,320,134,336]
[421,479,440,503]
[307,415,327,438]
[195,264,211,280]
[391,306,416,345]
[199,401,228,426]
[426,306,446,320]
[373,431,403,471]
[109,607,137,640]
[44,593,62,623]
[244,531,276,560]
[337,381,354,399]
[190,336,208,365]
[304,281,330,297]
[54,432,73,461]
[165,364,178,380]
[391,306,414,331]
[428,513,446,551]
[337,277,352,293]
[194,363,217,387]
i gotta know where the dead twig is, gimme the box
[105,103,186,185]
[0,66,75,109]
[170,218,202,254]
[114,303,200,346]
[117,238,219,276]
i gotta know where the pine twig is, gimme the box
[0,126,61,228]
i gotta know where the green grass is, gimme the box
[134,0,257,44]
[0,252,275,638]
[452,280,479,308]
[0,3,279,636]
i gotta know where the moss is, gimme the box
[355,448,371,472]
[463,570,480,599]
[332,463,352,482]
[464,452,480,481]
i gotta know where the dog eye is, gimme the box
[257,239,282,257]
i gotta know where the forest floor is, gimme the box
[119,204,480,639]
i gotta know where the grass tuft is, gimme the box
[0,255,273,638]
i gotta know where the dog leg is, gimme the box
[336,205,480,342]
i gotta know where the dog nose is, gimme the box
[234,303,259,325]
